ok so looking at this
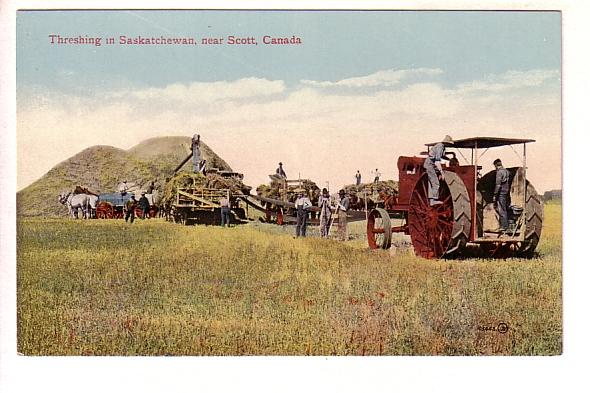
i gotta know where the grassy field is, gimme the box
[17,203,562,355]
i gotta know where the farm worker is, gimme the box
[355,170,362,186]
[318,188,332,238]
[138,192,150,219]
[493,158,510,233]
[147,181,156,194]
[192,133,201,173]
[294,189,312,237]
[199,159,207,175]
[276,162,287,179]
[220,195,231,227]
[118,180,128,195]
[424,135,454,206]
[336,189,350,241]
[372,169,381,183]
[125,195,137,223]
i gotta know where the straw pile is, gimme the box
[256,178,320,203]
[343,180,398,203]
[161,172,251,207]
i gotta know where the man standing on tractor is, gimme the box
[493,158,510,233]
[355,170,362,186]
[424,135,454,206]
[192,133,201,173]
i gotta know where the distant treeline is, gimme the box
[543,189,562,201]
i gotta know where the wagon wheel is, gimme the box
[112,206,123,219]
[408,171,471,259]
[106,205,115,218]
[367,208,392,249]
[95,203,105,219]
[97,202,115,219]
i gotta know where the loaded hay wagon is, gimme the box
[246,175,321,225]
[161,142,251,225]
[240,174,368,225]
[163,171,249,225]
[366,137,543,259]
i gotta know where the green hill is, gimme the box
[17,136,232,217]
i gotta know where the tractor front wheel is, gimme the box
[367,208,392,249]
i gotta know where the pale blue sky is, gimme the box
[16,10,562,192]
[17,10,560,93]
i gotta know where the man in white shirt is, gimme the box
[219,195,230,227]
[336,189,350,241]
[318,188,332,238]
[294,189,312,237]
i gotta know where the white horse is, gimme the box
[86,194,98,218]
[58,191,90,219]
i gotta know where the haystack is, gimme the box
[344,180,399,203]
[256,177,320,203]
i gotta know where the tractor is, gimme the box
[366,137,543,258]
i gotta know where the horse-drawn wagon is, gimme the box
[95,192,158,219]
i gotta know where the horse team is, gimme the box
[58,191,98,219]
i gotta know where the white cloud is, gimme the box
[113,77,286,103]
[301,68,443,88]
[457,69,560,94]
[17,68,561,193]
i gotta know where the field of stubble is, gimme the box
[17,203,561,355]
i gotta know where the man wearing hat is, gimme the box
[423,135,453,206]
[138,191,150,219]
[294,188,312,237]
[276,162,287,179]
[318,188,332,238]
[372,168,381,183]
[336,189,350,241]
[355,170,362,186]
[493,158,510,233]
[125,194,137,223]
[118,180,129,195]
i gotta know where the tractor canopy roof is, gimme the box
[426,136,535,149]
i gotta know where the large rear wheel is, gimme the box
[408,171,471,259]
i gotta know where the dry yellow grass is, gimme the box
[17,203,561,355]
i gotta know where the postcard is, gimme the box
[2,4,578,393]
